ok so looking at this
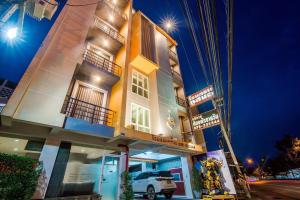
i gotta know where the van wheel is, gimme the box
[164,193,173,199]
[147,186,156,200]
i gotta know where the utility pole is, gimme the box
[214,101,251,199]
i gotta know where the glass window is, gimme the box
[131,103,150,133]
[171,173,181,181]
[132,70,149,98]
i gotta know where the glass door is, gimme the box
[99,155,120,200]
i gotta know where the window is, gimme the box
[131,103,150,133]
[132,70,149,98]
[171,173,181,182]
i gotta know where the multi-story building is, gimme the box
[0,0,206,199]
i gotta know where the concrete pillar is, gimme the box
[181,156,194,199]
[45,142,71,198]
[32,138,61,199]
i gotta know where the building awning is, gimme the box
[107,128,205,156]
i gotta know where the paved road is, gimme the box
[249,180,300,200]
[135,194,191,200]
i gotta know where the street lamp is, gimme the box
[6,27,18,40]
[246,158,254,165]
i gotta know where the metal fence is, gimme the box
[83,49,122,77]
[94,16,125,44]
[176,96,187,108]
[62,96,115,126]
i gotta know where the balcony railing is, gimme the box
[84,49,122,77]
[94,16,125,44]
[62,96,115,126]
[181,131,193,143]
[176,96,187,108]
[169,49,178,62]
[171,69,183,82]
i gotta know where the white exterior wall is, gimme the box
[181,157,193,199]
[2,0,97,128]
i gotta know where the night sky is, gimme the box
[1,0,300,163]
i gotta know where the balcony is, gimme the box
[62,96,115,127]
[79,49,121,86]
[169,49,178,64]
[87,16,125,54]
[176,96,187,108]
[182,131,194,143]
[94,16,125,44]
[171,69,183,86]
[95,0,127,30]
[130,12,159,75]
[84,49,121,76]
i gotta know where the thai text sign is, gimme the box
[151,135,195,149]
[188,85,214,107]
[192,109,220,130]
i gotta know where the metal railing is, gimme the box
[94,16,125,44]
[168,49,178,62]
[181,131,193,143]
[83,49,122,77]
[176,96,187,108]
[171,69,183,82]
[62,96,115,126]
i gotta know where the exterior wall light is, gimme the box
[103,39,109,47]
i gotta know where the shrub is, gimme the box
[0,153,41,200]
[192,166,203,197]
[120,171,134,200]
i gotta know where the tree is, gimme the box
[263,134,300,177]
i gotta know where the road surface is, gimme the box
[249,180,300,200]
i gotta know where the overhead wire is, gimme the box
[179,0,210,85]
[226,0,234,139]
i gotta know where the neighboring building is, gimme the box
[0,79,16,113]
[0,0,206,199]
[0,0,58,28]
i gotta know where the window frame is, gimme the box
[130,103,151,133]
[131,70,149,99]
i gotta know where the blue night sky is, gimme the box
[1,0,300,162]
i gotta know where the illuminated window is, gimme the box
[132,70,149,98]
[131,103,150,133]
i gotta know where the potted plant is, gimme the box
[120,171,134,200]
[192,166,203,199]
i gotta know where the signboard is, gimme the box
[206,150,237,194]
[188,85,215,107]
[192,150,237,195]
[151,134,195,149]
[192,109,220,130]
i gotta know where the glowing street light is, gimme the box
[246,158,254,165]
[6,27,18,40]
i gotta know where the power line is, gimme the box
[179,0,210,85]
[226,0,234,140]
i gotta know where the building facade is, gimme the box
[0,0,206,199]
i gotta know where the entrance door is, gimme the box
[100,155,120,200]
